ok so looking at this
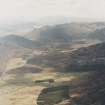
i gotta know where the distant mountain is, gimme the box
[2,22,105,48]
[25,22,105,45]
[0,35,41,49]
[88,28,105,41]
[0,22,36,36]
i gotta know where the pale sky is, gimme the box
[0,0,105,24]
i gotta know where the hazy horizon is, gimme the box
[0,0,105,24]
[0,0,105,36]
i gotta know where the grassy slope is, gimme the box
[0,42,92,105]
[0,56,84,105]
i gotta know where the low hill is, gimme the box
[0,35,41,49]
[66,42,105,72]
[26,22,105,44]
[27,42,105,72]
[88,28,105,41]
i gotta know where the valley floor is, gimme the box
[0,69,85,105]
[0,79,44,105]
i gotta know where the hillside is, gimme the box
[88,28,105,41]
[66,42,105,72]
[0,35,41,49]
[1,22,105,105]
[69,71,105,105]
[0,43,15,76]
[26,22,105,43]
[1,22,105,48]
[26,42,105,73]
